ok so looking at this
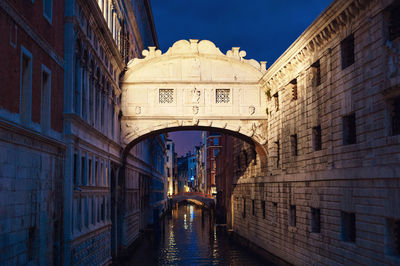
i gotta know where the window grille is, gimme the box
[216,89,230,103]
[341,34,355,69]
[290,79,298,100]
[159,89,174,104]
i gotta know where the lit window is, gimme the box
[43,0,53,24]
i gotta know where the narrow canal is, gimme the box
[123,202,274,265]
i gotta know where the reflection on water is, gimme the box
[123,203,272,265]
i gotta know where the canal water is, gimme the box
[123,203,274,265]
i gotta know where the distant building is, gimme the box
[205,132,221,195]
[165,139,177,195]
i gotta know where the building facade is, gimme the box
[165,139,177,196]
[0,0,65,264]
[215,0,400,264]
[205,132,221,196]
[0,0,164,265]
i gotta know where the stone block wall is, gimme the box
[227,0,400,264]
[0,125,64,265]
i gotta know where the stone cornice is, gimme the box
[261,0,372,90]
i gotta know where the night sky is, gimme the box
[151,0,333,156]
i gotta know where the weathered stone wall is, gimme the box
[227,0,400,264]
[0,124,64,265]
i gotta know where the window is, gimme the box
[341,34,355,69]
[389,3,400,41]
[311,208,321,233]
[81,156,85,185]
[341,211,356,242]
[20,46,33,126]
[273,92,279,111]
[73,154,77,186]
[213,138,219,146]
[390,96,400,135]
[215,89,230,103]
[213,149,219,157]
[261,200,266,219]
[41,65,51,133]
[275,140,280,168]
[312,125,322,151]
[290,134,298,156]
[167,144,170,150]
[95,161,99,185]
[312,60,321,86]
[272,202,278,223]
[242,198,246,218]
[159,89,174,104]
[290,79,298,100]
[28,227,35,260]
[88,159,92,185]
[289,205,296,227]
[252,199,255,216]
[343,113,356,145]
[386,218,400,256]
[10,20,17,48]
[43,0,53,23]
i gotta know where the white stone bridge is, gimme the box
[120,39,269,160]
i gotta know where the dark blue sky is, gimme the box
[151,0,333,156]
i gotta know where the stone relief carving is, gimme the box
[135,106,141,114]
[249,121,267,144]
[191,87,201,103]
[123,122,139,144]
[192,106,199,114]
[249,105,255,115]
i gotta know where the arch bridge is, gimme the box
[171,192,215,208]
[120,39,269,160]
